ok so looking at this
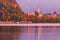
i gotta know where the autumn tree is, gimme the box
[0,0,24,22]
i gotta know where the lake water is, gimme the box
[0,26,60,40]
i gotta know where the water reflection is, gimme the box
[41,26,60,40]
[0,26,60,40]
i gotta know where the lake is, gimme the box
[0,26,60,40]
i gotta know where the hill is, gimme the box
[0,0,24,22]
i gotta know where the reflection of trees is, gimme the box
[0,26,24,40]
[35,26,38,33]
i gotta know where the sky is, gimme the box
[16,0,60,13]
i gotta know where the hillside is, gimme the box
[0,0,24,22]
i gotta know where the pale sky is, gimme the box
[16,0,60,13]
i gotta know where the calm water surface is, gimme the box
[0,26,60,40]
[20,26,60,40]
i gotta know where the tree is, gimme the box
[32,16,38,23]
[41,14,50,23]
[53,11,57,14]
[0,0,24,22]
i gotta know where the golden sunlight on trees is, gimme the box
[0,0,24,22]
[0,0,60,23]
